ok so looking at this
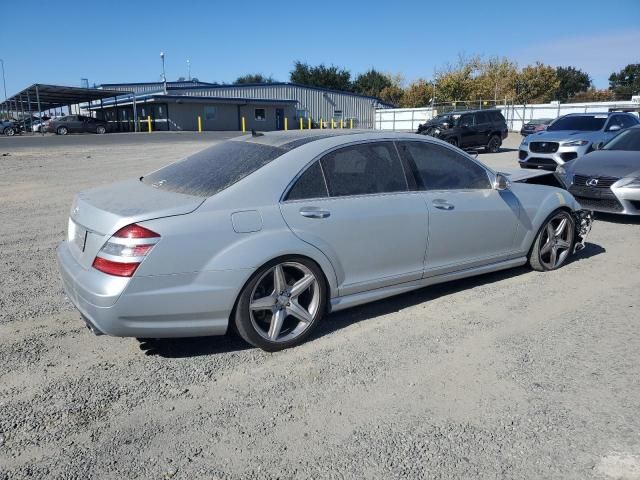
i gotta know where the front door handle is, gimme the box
[299,207,330,219]
[432,199,455,211]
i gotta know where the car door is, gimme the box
[68,115,83,132]
[397,140,521,275]
[457,114,477,148]
[279,141,429,296]
[474,111,492,146]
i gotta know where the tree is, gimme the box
[514,62,560,103]
[473,57,518,102]
[378,85,404,106]
[234,73,275,84]
[353,69,392,97]
[555,66,592,101]
[609,63,640,100]
[401,79,433,108]
[290,61,352,91]
[569,88,616,103]
[434,55,481,102]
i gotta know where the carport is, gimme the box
[0,83,136,132]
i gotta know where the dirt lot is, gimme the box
[1,132,639,479]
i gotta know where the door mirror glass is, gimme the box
[494,173,510,191]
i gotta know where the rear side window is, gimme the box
[490,111,505,122]
[285,161,328,200]
[398,141,491,190]
[142,141,285,197]
[320,142,407,197]
[476,112,490,124]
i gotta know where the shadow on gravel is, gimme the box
[136,334,251,358]
[595,212,640,225]
[139,240,605,357]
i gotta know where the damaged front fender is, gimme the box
[573,209,594,253]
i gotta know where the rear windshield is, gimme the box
[603,129,640,152]
[142,141,285,196]
[547,115,607,132]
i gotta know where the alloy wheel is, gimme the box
[538,213,574,269]
[248,262,320,343]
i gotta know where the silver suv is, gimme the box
[518,112,639,170]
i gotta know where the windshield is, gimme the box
[603,129,640,152]
[547,115,607,132]
[142,141,286,197]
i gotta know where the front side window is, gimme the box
[398,141,491,190]
[255,108,266,121]
[320,142,407,197]
[458,115,475,127]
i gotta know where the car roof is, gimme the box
[562,112,625,117]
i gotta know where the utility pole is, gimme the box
[187,59,191,81]
[160,51,167,94]
[0,59,7,101]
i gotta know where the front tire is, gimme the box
[5,127,15,136]
[57,126,68,135]
[234,257,327,351]
[529,210,575,271]
[96,125,106,134]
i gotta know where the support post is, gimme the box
[350,118,353,129]
[241,116,246,132]
[299,117,303,130]
[198,115,202,132]
[340,119,343,129]
[147,115,152,133]
[320,118,323,129]
[308,117,311,130]
[284,117,288,131]
[331,118,334,129]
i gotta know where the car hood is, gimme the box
[525,130,602,143]
[571,150,640,178]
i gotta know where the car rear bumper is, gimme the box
[57,241,250,338]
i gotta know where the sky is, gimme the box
[2,0,639,98]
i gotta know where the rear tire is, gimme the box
[529,210,575,271]
[57,126,68,135]
[5,127,15,136]
[234,256,327,352]
[96,125,106,134]
[486,135,501,153]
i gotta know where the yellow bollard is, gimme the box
[299,118,303,130]
[198,116,202,133]
[340,119,343,129]
[284,117,288,131]
[242,117,246,132]
[147,115,152,133]
[331,119,334,129]
[320,118,323,129]
[350,118,353,129]
[308,117,311,130]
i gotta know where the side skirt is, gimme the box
[329,257,527,313]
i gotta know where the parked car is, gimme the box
[57,130,592,351]
[518,112,639,170]
[1,119,19,136]
[44,115,109,135]
[417,109,508,153]
[556,125,640,215]
[520,118,553,136]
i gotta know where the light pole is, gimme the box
[187,59,191,81]
[160,51,167,94]
[0,58,7,101]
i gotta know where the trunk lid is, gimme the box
[67,178,205,268]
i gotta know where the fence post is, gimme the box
[197,116,202,133]
[147,115,152,133]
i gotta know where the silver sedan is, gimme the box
[57,131,592,351]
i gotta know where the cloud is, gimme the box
[515,29,640,87]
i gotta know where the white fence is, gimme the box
[375,98,640,132]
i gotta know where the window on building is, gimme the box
[204,106,217,121]
[255,108,266,121]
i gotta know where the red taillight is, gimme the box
[92,223,160,277]
[92,257,140,277]
[113,224,160,239]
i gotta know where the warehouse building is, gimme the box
[96,81,392,132]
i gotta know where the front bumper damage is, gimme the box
[572,209,594,253]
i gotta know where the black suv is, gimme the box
[417,109,508,152]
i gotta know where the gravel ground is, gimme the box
[0,133,639,479]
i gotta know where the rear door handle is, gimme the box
[299,207,330,219]
[432,199,455,211]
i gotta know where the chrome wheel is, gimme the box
[538,212,574,269]
[249,262,320,343]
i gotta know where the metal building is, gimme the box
[99,81,392,129]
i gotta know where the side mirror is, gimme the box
[460,123,469,129]
[607,124,622,132]
[593,142,604,150]
[494,173,510,191]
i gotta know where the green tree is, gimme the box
[353,69,392,97]
[401,79,434,108]
[434,55,481,102]
[514,62,560,103]
[555,66,592,101]
[473,57,518,102]
[378,85,404,106]
[608,63,640,100]
[569,88,616,103]
[289,61,352,91]
[234,74,275,84]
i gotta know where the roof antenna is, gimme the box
[251,128,263,137]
